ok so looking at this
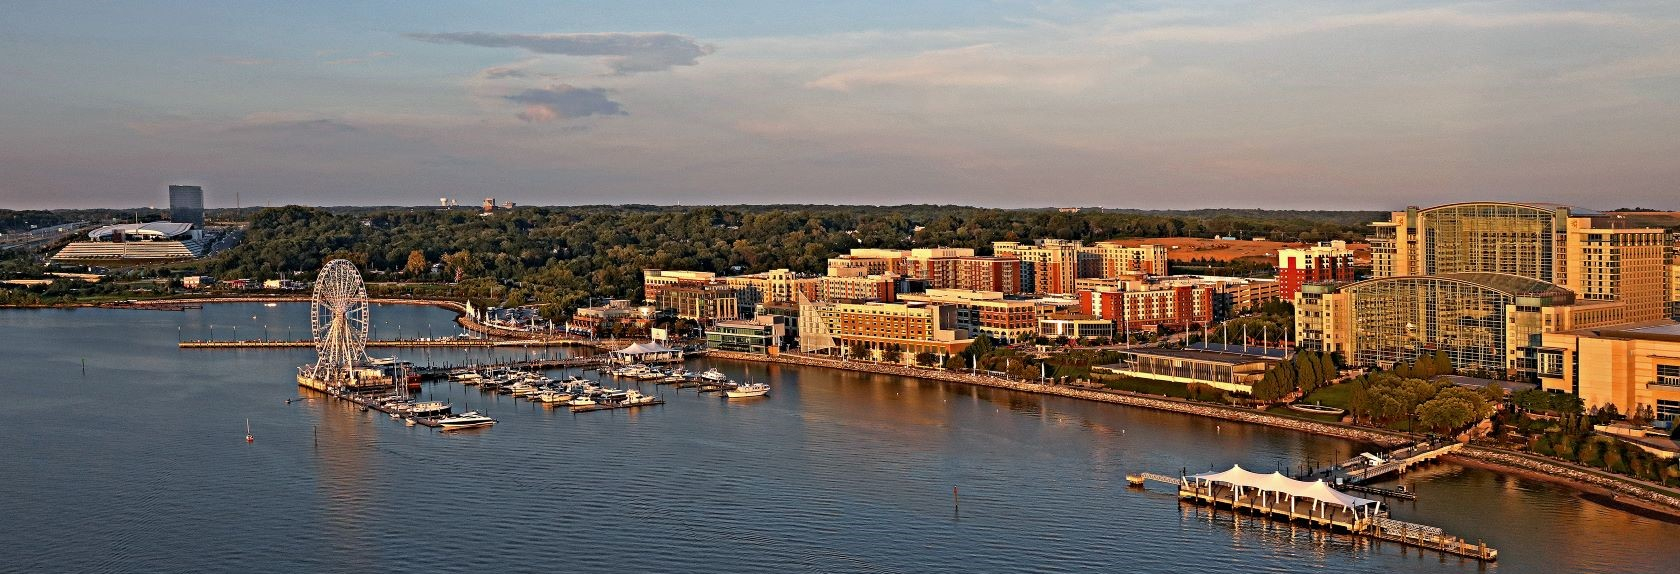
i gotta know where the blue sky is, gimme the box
[2,1,1677,209]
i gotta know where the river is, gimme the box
[2,303,1675,572]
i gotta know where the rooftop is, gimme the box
[1118,346,1284,366]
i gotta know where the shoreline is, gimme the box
[707,349,1680,517]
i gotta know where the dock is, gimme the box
[567,399,667,413]
[1131,466,1497,562]
[1333,442,1462,484]
[181,338,575,348]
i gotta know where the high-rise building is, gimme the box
[953,256,1021,293]
[1276,240,1355,300]
[1369,202,1667,325]
[1303,202,1670,375]
[1087,241,1169,276]
[994,239,1086,295]
[168,185,205,228]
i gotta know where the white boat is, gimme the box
[700,368,729,382]
[725,382,770,398]
[410,401,452,417]
[437,411,496,429]
[622,389,658,405]
[534,390,572,404]
[452,372,485,385]
[565,396,597,407]
[505,381,535,396]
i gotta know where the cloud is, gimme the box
[212,56,273,66]
[227,118,360,135]
[503,84,627,122]
[480,66,527,79]
[406,31,714,74]
[807,44,1119,92]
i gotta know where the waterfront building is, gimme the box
[168,184,205,228]
[641,269,720,303]
[181,275,214,289]
[797,297,973,362]
[1173,275,1281,316]
[1095,347,1282,394]
[1295,272,1578,373]
[1038,313,1115,340]
[994,239,1088,295]
[902,247,974,288]
[897,289,1042,343]
[566,299,655,336]
[1369,202,1668,326]
[1277,240,1355,300]
[657,285,739,323]
[51,221,207,263]
[706,317,786,354]
[1535,321,1680,417]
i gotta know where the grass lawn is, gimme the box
[1300,382,1359,411]
[1100,376,1191,399]
[1264,405,1346,424]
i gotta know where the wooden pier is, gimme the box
[1338,442,1462,484]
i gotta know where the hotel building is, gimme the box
[798,298,974,362]
[897,289,1042,343]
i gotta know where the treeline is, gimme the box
[161,204,1377,319]
[1252,351,1338,401]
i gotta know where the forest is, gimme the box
[9,204,1382,317]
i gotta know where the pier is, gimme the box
[180,338,580,348]
[1131,464,1497,562]
[1333,442,1463,484]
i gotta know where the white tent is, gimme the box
[1187,464,1380,521]
[609,341,682,364]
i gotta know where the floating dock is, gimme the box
[567,399,667,413]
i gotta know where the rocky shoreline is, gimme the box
[708,349,1680,515]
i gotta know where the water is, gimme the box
[3,303,1677,572]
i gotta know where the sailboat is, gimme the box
[245,419,254,443]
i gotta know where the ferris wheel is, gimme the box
[311,259,369,379]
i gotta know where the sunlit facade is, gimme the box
[1297,273,1575,373]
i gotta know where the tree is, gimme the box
[881,344,904,365]
[404,250,429,276]
[915,351,939,367]
[848,340,871,361]
[1417,397,1476,433]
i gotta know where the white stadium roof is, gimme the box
[87,221,193,240]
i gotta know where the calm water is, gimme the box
[3,303,1677,573]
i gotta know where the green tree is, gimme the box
[1417,397,1476,433]
[881,344,904,365]
[915,351,938,367]
[848,340,871,360]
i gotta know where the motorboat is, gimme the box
[724,381,770,399]
[622,389,658,405]
[700,368,729,382]
[437,411,496,429]
[565,396,597,407]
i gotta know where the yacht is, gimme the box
[437,411,496,429]
[410,401,452,417]
[700,368,729,382]
[565,396,597,407]
[504,381,534,396]
[452,372,485,385]
[724,381,770,399]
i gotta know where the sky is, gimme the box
[1,0,1677,210]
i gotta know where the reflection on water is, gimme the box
[2,303,1677,572]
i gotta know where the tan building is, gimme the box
[724,268,820,313]
[1038,313,1115,340]
[657,285,739,322]
[1087,241,1169,276]
[898,289,1042,343]
[1369,202,1669,326]
[642,269,719,303]
[817,270,897,302]
[798,297,973,362]
[827,248,910,276]
[1536,322,1680,419]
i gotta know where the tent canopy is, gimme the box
[614,342,676,355]
[1189,464,1376,509]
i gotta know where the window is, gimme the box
[1659,365,1680,387]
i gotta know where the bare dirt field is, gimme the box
[1101,237,1373,263]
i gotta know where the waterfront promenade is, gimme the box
[708,350,1680,513]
